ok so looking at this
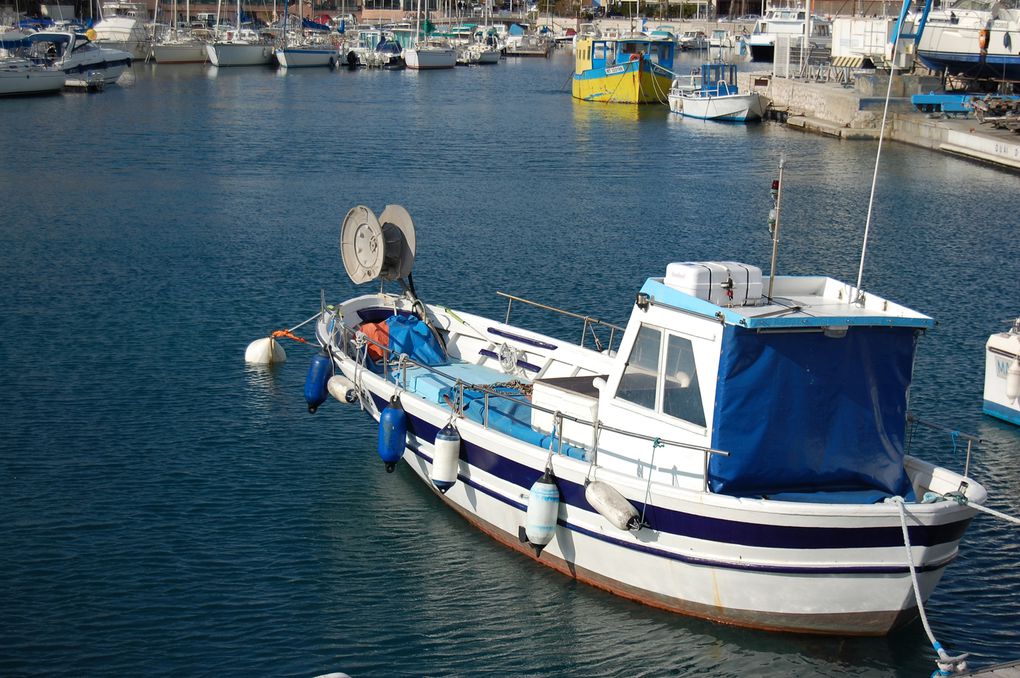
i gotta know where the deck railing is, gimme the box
[496,291,626,355]
[327,310,727,492]
[906,413,985,479]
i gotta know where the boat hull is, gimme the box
[917,27,1020,79]
[669,92,765,121]
[983,331,1020,425]
[320,295,986,636]
[0,61,66,95]
[572,60,671,104]
[403,46,457,70]
[276,47,337,68]
[206,43,273,67]
[152,42,208,63]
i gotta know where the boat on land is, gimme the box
[983,317,1020,425]
[668,63,765,121]
[910,0,1020,80]
[746,3,831,61]
[572,33,675,104]
[288,200,988,636]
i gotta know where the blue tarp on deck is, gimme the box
[708,325,917,498]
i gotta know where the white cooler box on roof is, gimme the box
[664,261,763,307]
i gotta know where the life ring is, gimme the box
[979,28,990,51]
[629,52,639,61]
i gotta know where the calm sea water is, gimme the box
[1,50,1019,677]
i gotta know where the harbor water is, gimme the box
[2,50,1019,676]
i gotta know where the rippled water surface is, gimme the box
[1,50,1019,677]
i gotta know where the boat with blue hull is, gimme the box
[573,34,675,104]
[295,203,990,637]
[911,0,1020,80]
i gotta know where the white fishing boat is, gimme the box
[22,31,132,85]
[668,63,765,121]
[279,196,990,639]
[983,317,1020,425]
[746,3,831,61]
[910,0,1020,80]
[0,56,66,95]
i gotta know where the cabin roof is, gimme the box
[641,276,935,330]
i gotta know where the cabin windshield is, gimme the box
[616,324,707,427]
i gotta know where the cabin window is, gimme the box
[617,325,661,410]
[662,334,706,427]
[593,42,606,60]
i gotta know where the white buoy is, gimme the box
[585,480,641,531]
[327,375,358,403]
[525,469,559,551]
[245,337,287,364]
[1006,357,1020,401]
[430,424,461,493]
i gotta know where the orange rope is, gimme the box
[271,329,308,344]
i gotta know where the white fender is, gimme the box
[327,375,358,403]
[585,480,641,531]
[525,470,559,548]
[245,337,287,364]
[430,424,461,492]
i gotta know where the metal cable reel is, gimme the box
[339,204,416,285]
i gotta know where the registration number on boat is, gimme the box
[606,65,626,75]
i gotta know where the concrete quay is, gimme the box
[740,71,1020,171]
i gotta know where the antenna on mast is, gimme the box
[767,156,785,300]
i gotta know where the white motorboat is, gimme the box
[678,30,708,50]
[983,317,1020,425]
[668,63,765,121]
[287,200,990,637]
[911,0,1020,80]
[746,4,831,61]
[0,56,66,96]
[91,0,151,59]
[23,31,132,85]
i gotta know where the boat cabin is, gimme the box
[574,35,675,74]
[555,262,933,501]
[694,62,739,96]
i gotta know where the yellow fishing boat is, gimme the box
[572,34,675,104]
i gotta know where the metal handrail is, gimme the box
[496,291,625,354]
[906,413,984,479]
[331,319,728,469]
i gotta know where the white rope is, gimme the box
[855,24,901,299]
[944,493,1020,525]
[891,497,970,676]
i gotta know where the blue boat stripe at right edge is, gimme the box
[378,394,972,560]
[983,400,1020,425]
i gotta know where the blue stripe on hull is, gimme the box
[918,52,1020,80]
[983,399,1020,426]
[372,393,971,565]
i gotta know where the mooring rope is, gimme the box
[638,438,664,527]
[891,497,970,676]
[943,492,1020,526]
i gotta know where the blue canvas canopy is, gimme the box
[708,325,917,499]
